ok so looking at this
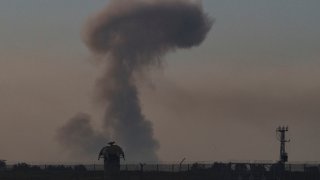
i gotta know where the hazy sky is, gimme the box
[1,0,320,164]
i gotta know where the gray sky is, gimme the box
[0,0,320,163]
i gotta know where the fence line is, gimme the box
[3,162,320,173]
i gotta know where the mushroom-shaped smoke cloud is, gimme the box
[58,0,212,161]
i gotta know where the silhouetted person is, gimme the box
[0,160,6,171]
[139,163,146,172]
[99,141,125,175]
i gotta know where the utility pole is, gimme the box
[276,126,290,163]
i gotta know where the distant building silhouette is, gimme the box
[99,141,125,176]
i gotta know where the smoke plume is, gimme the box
[57,113,107,157]
[58,0,212,161]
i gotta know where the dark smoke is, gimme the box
[57,113,107,158]
[58,0,212,161]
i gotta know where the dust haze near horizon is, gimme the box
[1,0,320,163]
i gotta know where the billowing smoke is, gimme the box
[57,113,107,158]
[58,0,212,161]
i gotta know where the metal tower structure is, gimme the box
[98,141,125,178]
[276,126,290,163]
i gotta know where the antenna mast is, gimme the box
[276,126,290,163]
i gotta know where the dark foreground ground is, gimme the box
[1,170,319,180]
[1,162,319,180]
